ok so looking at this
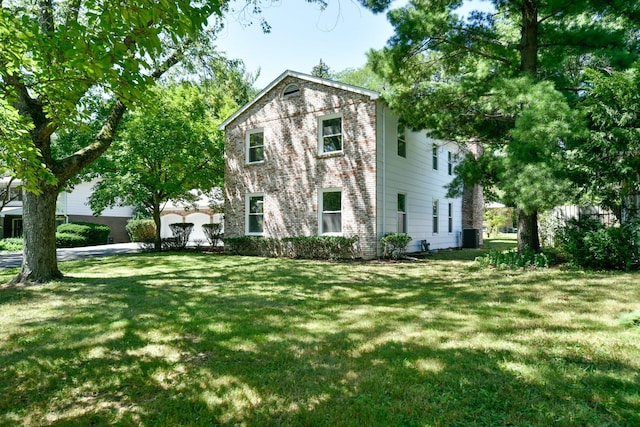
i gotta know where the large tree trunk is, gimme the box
[516,0,541,254]
[9,185,62,284]
[517,208,540,253]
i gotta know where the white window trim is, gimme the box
[397,125,406,158]
[318,113,344,155]
[432,199,439,235]
[432,143,439,171]
[398,192,407,234]
[318,187,343,235]
[245,192,264,236]
[246,128,265,164]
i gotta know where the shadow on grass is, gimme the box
[0,253,638,426]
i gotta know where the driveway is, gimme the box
[0,243,141,269]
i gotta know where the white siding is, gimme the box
[377,106,463,253]
[63,180,134,217]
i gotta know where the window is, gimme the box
[283,84,300,97]
[246,129,264,163]
[246,194,264,235]
[448,151,453,175]
[319,114,343,154]
[448,202,453,233]
[432,199,439,234]
[432,143,438,170]
[397,193,407,234]
[397,124,406,158]
[320,189,342,234]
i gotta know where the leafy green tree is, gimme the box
[87,81,244,251]
[363,0,640,252]
[569,64,640,222]
[0,0,255,284]
[334,64,387,92]
[311,59,333,79]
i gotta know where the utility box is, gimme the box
[462,228,480,249]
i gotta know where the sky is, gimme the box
[215,0,494,89]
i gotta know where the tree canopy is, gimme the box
[0,0,236,283]
[85,78,248,250]
[363,0,640,251]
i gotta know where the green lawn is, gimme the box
[1,252,639,426]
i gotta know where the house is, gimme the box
[0,178,133,242]
[219,70,465,258]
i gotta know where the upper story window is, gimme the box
[282,84,300,97]
[432,143,438,170]
[319,114,343,154]
[448,202,454,233]
[448,151,453,175]
[246,129,264,164]
[397,124,406,158]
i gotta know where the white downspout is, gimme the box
[381,105,387,244]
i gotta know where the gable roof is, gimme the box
[218,70,381,130]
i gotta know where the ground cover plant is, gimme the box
[1,252,639,426]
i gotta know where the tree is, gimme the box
[311,59,333,79]
[570,63,640,222]
[0,0,235,284]
[86,81,244,251]
[334,64,387,92]
[363,0,640,252]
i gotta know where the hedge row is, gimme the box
[224,236,359,260]
[56,222,111,248]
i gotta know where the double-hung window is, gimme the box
[319,114,343,154]
[448,202,453,233]
[448,151,453,175]
[397,124,406,158]
[432,199,439,234]
[246,194,264,235]
[398,193,407,234]
[320,189,342,234]
[247,129,264,163]
[432,143,438,170]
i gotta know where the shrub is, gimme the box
[56,232,87,248]
[57,222,110,245]
[0,238,23,252]
[202,223,223,247]
[380,233,412,259]
[224,235,359,260]
[126,218,156,243]
[168,223,194,250]
[555,218,640,270]
[283,236,359,260]
[475,248,550,270]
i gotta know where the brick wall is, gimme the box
[461,140,484,246]
[224,76,379,257]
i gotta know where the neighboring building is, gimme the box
[0,178,133,243]
[160,189,224,244]
[219,70,465,258]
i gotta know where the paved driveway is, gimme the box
[0,243,141,269]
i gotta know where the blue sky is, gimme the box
[216,0,492,88]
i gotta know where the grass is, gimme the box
[0,250,639,426]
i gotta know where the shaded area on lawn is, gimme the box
[0,253,639,426]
